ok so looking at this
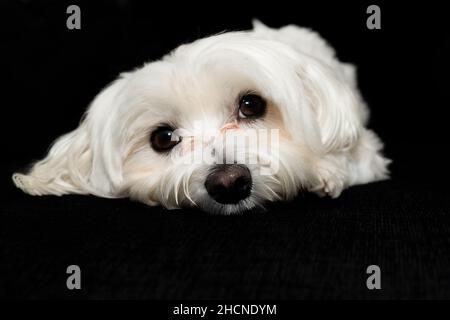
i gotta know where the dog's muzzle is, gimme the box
[205,164,252,204]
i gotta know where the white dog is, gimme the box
[12,21,390,214]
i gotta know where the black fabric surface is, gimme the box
[1,0,450,299]
[2,173,450,299]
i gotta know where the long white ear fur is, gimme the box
[12,77,127,197]
[252,20,363,153]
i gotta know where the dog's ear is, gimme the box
[12,77,128,197]
[252,20,362,152]
[297,60,361,152]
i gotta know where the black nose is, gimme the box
[205,165,252,204]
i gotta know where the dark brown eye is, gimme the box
[150,126,181,152]
[238,94,267,119]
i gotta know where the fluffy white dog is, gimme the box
[13,21,390,214]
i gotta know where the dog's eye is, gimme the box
[150,126,181,152]
[238,94,267,119]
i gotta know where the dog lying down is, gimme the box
[13,21,390,214]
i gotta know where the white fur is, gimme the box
[12,21,390,214]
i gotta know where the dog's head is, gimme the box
[13,22,361,214]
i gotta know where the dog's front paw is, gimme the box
[311,164,346,198]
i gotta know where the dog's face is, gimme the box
[13,23,364,214]
[116,34,320,214]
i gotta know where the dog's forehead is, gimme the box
[120,32,300,131]
[127,57,258,123]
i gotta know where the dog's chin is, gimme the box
[195,196,261,215]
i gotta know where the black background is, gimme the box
[1,0,450,299]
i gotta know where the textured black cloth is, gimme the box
[1,0,450,299]
[2,169,450,299]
